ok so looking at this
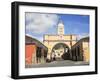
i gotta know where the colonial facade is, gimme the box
[43,21,77,60]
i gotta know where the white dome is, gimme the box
[58,23,64,27]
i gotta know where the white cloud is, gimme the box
[25,13,59,34]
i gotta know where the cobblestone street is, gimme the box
[26,60,89,68]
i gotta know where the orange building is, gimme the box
[25,35,48,67]
[25,44,36,65]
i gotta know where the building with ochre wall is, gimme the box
[71,37,89,62]
[43,21,77,59]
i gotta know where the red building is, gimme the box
[25,44,36,64]
[25,35,48,67]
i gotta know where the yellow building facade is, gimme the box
[71,37,89,62]
[43,21,77,59]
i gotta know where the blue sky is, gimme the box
[25,13,89,42]
[59,14,89,35]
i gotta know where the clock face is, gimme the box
[59,35,63,40]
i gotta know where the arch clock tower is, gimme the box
[43,20,77,59]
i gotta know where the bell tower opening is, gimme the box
[57,20,64,35]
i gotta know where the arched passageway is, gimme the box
[51,43,70,61]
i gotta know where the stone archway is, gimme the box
[51,43,70,61]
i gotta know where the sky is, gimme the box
[25,12,89,42]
